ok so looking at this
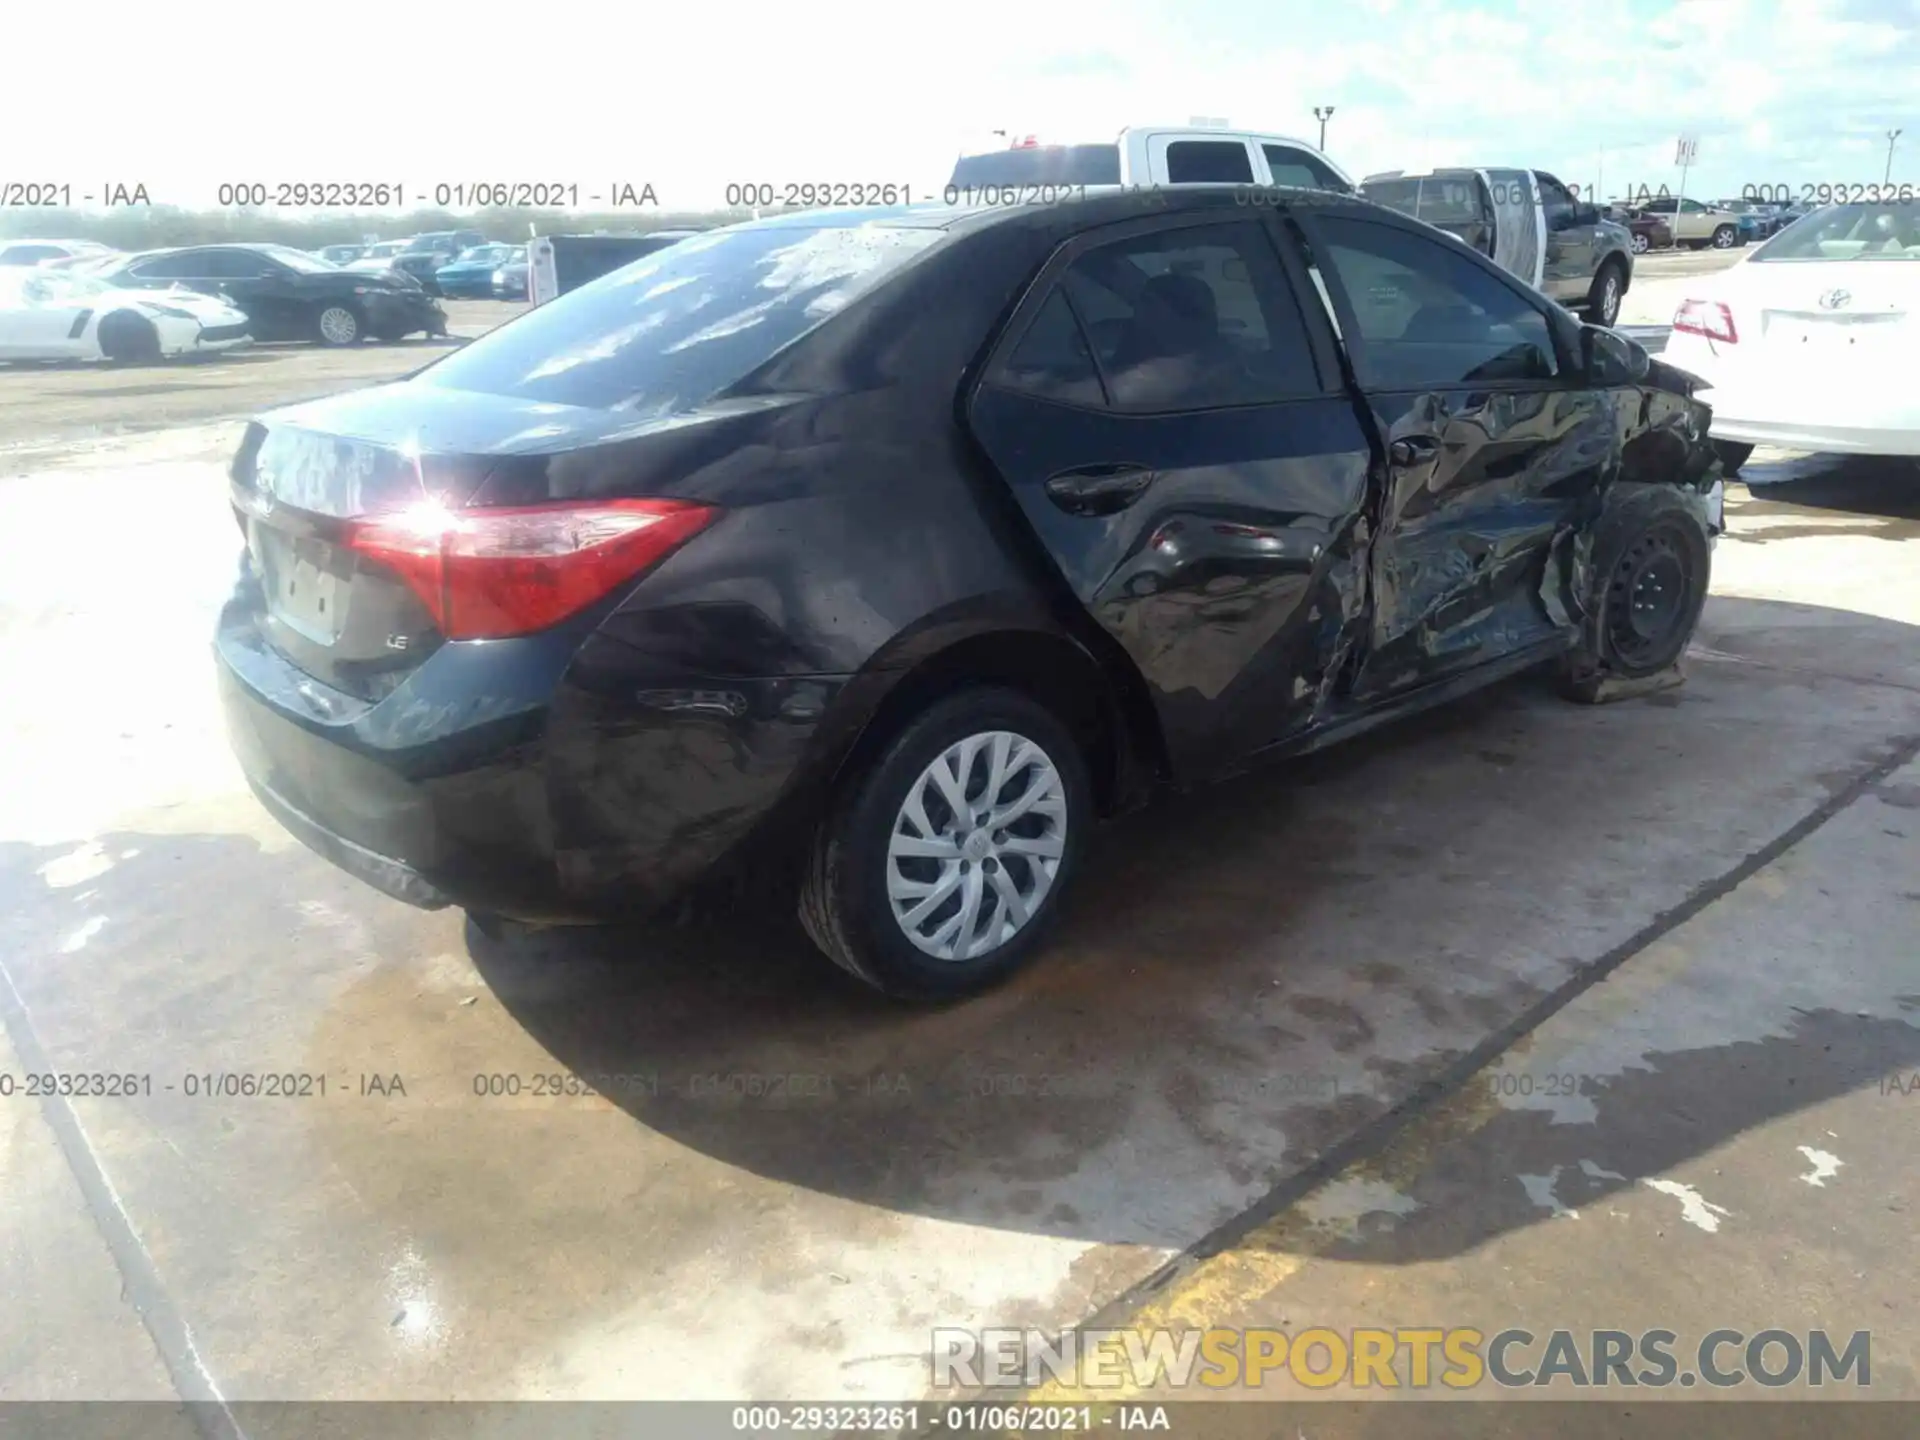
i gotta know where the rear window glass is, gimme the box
[949,145,1123,188]
[1751,202,1920,261]
[418,224,944,412]
[1164,141,1254,184]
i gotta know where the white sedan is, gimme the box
[1661,200,1919,469]
[0,268,252,363]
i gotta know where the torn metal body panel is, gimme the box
[1353,384,1613,698]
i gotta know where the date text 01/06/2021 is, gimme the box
[723,183,1098,209]
[209,182,658,209]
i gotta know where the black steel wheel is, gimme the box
[1561,490,1713,699]
[1602,522,1699,674]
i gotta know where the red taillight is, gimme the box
[1013,134,1041,149]
[345,498,718,640]
[1673,299,1738,344]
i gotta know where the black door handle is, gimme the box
[1044,463,1158,517]
[1388,435,1442,467]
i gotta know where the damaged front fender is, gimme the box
[1548,374,1722,634]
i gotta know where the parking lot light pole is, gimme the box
[1314,107,1335,152]
[1889,130,1903,185]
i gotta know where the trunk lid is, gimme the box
[1693,261,1915,398]
[230,383,673,701]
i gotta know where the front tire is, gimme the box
[799,687,1090,1001]
[314,303,363,346]
[1585,259,1626,327]
[1710,224,1737,249]
[97,310,161,364]
[1630,231,1650,254]
[1562,490,1713,699]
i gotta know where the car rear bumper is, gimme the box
[1663,339,1920,456]
[243,769,455,910]
[1709,417,1920,455]
[215,595,852,923]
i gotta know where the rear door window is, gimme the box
[994,291,1106,407]
[1311,215,1560,388]
[416,223,944,413]
[129,252,200,279]
[205,249,272,278]
[1055,220,1322,411]
[1163,141,1256,184]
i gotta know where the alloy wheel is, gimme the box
[318,306,359,344]
[886,730,1067,962]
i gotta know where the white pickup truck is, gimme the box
[947,126,1355,197]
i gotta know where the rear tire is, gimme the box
[1585,259,1626,327]
[799,687,1090,1001]
[97,310,161,364]
[314,303,363,346]
[1561,489,1713,700]
[1712,440,1755,474]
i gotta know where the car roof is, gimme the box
[729,184,1372,240]
[962,125,1332,150]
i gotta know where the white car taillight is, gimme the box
[1673,299,1738,344]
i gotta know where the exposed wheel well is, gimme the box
[1599,251,1630,291]
[98,309,158,360]
[832,628,1166,819]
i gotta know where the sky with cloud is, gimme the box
[6,0,1916,211]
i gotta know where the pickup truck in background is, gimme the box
[1360,167,1636,326]
[947,126,1355,195]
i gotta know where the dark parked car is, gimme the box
[435,243,520,298]
[491,252,529,300]
[100,244,446,345]
[394,230,487,293]
[1606,205,1674,254]
[217,189,1722,999]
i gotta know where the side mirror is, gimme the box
[1582,324,1651,384]
[1577,204,1600,225]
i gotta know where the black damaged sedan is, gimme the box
[101,243,448,346]
[216,189,1722,999]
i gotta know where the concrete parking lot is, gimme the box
[2,242,1915,1429]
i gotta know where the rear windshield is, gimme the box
[1750,202,1920,261]
[1361,177,1489,227]
[417,223,945,411]
[950,145,1123,188]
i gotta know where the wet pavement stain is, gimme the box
[1304,1010,1920,1268]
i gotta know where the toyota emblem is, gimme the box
[1819,288,1852,310]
